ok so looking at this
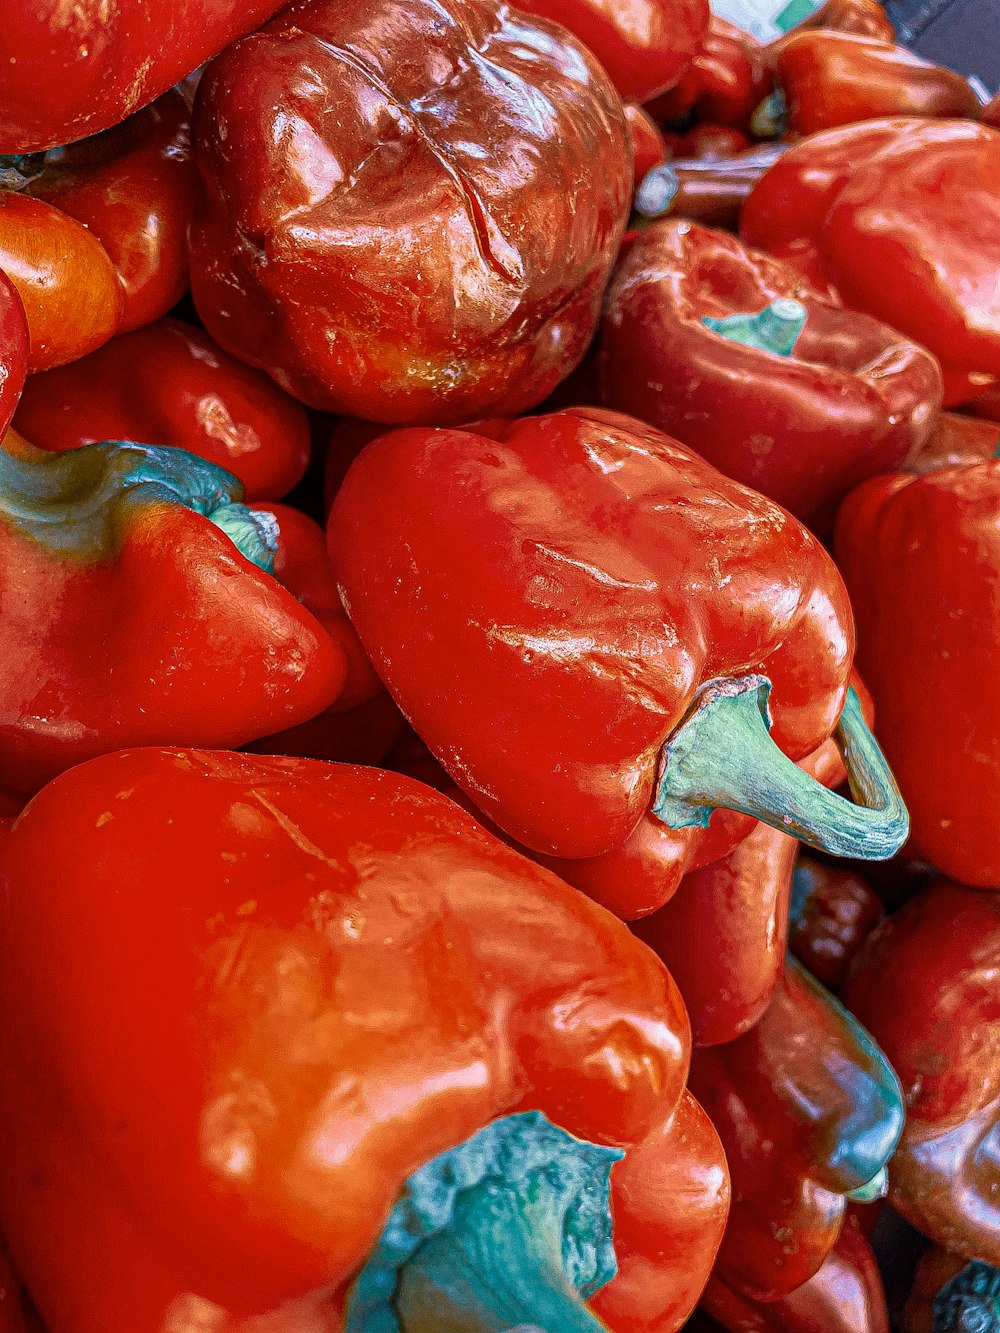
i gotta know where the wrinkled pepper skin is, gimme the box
[768,32,982,136]
[844,881,1000,1264]
[19,89,197,334]
[190,0,631,424]
[0,0,290,154]
[0,749,729,1333]
[15,319,311,502]
[691,956,904,1302]
[789,856,884,992]
[0,439,346,796]
[904,410,999,475]
[742,119,1000,405]
[329,406,855,861]
[0,192,124,372]
[836,460,1000,887]
[647,18,771,132]
[769,0,895,45]
[509,0,709,104]
[0,273,27,441]
[702,1222,890,1333]
[599,220,941,521]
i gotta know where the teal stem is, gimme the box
[345,1112,620,1333]
[934,1261,1000,1332]
[845,1166,888,1204]
[703,298,807,357]
[652,679,909,861]
[751,89,788,140]
[0,439,276,571]
[633,164,679,219]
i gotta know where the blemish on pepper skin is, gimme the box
[95,811,113,828]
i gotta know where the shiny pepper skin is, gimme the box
[742,119,1000,405]
[691,956,904,1302]
[843,881,1000,1264]
[509,0,710,104]
[647,17,771,132]
[0,749,729,1333]
[0,0,290,154]
[836,459,1000,887]
[189,0,631,425]
[769,32,982,136]
[20,89,198,334]
[14,318,311,502]
[329,406,855,861]
[0,272,27,441]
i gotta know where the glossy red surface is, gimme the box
[329,407,854,860]
[626,105,671,190]
[600,220,942,520]
[0,749,726,1331]
[0,0,288,153]
[836,461,1000,886]
[190,0,631,424]
[772,32,982,136]
[0,192,123,372]
[15,319,311,502]
[0,442,346,795]
[789,857,884,992]
[0,274,28,443]
[844,881,1000,1261]
[511,0,709,104]
[25,90,198,334]
[703,1223,890,1333]
[648,17,771,131]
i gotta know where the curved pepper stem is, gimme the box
[653,679,909,861]
[703,298,807,357]
[345,1113,619,1333]
[633,164,679,220]
[934,1261,1000,1332]
[750,89,789,140]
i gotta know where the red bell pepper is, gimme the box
[330,406,908,871]
[647,17,772,132]
[967,380,1000,428]
[742,118,1000,406]
[835,456,1000,887]
[599,219,942,521]
[674,125,754,158]
[789,856,885,992]
[189,0,631,424]
[0,192,123,371]
[14,318,311,502]
[0,436,346,795]
[904,1247,1000,1333]
[0,271,27,442]
[770,0,895,44]
[0,748,729,1333]
[764,32,982,137]
[844,880,1000,1264]
[904,409,999,475]
[634,720,853,1044]
[16,89,197,334]
[507,0,710,104]
[702,1221,890,1332]
[626,106,672,193]
[0,0,290,154]
[691,955,904,1301]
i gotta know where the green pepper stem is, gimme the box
[634,164,679,219]
[751,89,788,140]
[703,298,807,357]
[845,1166,888,1204]
[346,1113,619,1333]
[653,679,909,861]
[394,1184,611,1333]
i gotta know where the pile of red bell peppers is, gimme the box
[0,0,996,1329]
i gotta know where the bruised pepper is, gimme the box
[844,881,1000,1265]
[0,749,730,1333]
[330,407,908,893]
[0,437,346,795]
[836,456,1000,887]
[190,0,631,424]
[691,956,904,1302]
[599,219,941,522]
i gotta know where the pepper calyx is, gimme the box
[345,1111,620,1333]
[702,298,807,357]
